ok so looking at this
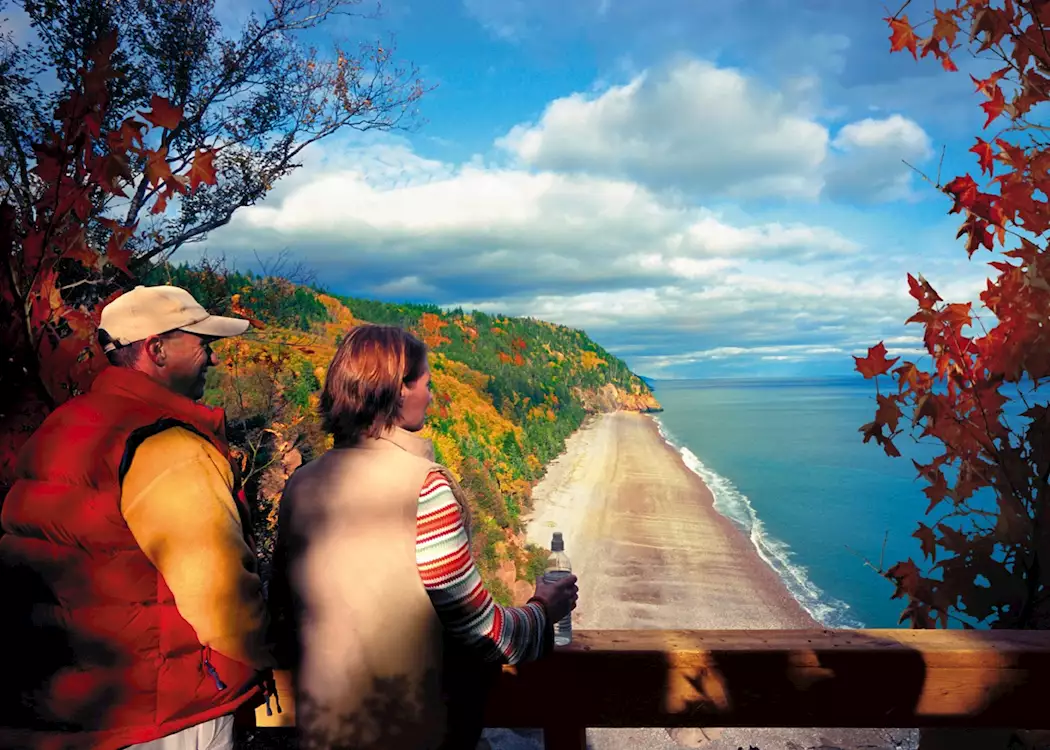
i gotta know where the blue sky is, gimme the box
[5,0,1007,379]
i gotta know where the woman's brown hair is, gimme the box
[320,324,428,445]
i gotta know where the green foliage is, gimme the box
[523,543,550,583]
[173,265,655,611]
[286,358,321,410]
[142,262,331,331]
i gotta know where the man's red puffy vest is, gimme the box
[0,367,264,750]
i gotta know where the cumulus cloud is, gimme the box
[494,58,936,206]
[224,143,859,304]
[496,59,829,199]
[192,55,982,378]
[824,114,934,203]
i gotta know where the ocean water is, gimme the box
[649,376,941,629]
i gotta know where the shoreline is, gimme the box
[524,410,815,631]
[510,411,916,750]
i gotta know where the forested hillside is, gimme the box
[144,262,661,604]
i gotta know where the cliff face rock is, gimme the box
[575,383,662,414]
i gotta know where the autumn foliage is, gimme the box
[0,32,217,493]
[857,1,1050,628]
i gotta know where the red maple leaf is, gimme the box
[907,273,942,310]
[886,15,919,59]
[188,149,218,192]
[970,138,995,176]
[972,68,1009,99]
[887,559,922,599]
[64,239,99,270]
[922,471,950,513]
[104,235,134,276]
[854,342,900,379]
[139,94,183,131]
[956,213,993,256]
[876,394,902,432]
[971,7,1011,52]
[944,174,978,212]
[980,85,1006,128]
[913,523,937,563]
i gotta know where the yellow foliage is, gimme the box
[580,351,606,370]
[425,429,464,479]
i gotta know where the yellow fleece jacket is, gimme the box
[121,426,275,671]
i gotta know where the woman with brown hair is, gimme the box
[267,324,578,750]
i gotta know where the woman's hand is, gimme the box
[531,573,579,623]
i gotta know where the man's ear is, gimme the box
[143,335,167,366]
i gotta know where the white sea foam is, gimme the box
[652,416,865,629]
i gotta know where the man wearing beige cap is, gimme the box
[0,285,279,750]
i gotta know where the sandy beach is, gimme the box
[508,411,915,750]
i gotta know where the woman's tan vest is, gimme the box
[269,427,472,750]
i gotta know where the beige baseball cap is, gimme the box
[98,285,250,351]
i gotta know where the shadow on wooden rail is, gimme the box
[259,628,1050,750]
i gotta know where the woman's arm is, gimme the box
[416,470,549,664]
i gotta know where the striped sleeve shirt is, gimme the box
[415,470,548,664]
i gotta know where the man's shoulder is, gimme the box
[129,425,231,479]
[137,424,213,454]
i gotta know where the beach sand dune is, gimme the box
[505,411,916,750]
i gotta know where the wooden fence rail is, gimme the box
[259,628,1050,749]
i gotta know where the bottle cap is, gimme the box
[551,531,564,551]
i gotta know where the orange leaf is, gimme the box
[64,307,97,339]
[970,138,995,176]
[145,146,173,187]
[971,68,1008,99]
[140,94,183,131]
[31,268,63,325]
[188,149,218,192]
[854,342,900,379]
[932,8,958,47]
[886,15,919,58]
[940,302,973,330]
[150,185,174,215]
[107,117,146,152]
[64,239,99,270]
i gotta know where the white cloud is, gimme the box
[195,122,996,378]
[825,114,934,203]
[494,58,937,206]
[497,58,829,199]
[191,45,992,379]
[833,115,931,153]
[232,144,858,296]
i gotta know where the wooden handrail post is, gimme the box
[542,725,587,750]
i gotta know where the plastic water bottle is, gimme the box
[543,531,573,646]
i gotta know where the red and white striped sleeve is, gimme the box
[415,470,547,664]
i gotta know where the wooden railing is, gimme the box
[259,628,1050,749]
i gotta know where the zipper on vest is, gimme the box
[202,646,227,691]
